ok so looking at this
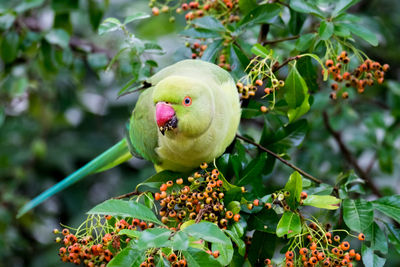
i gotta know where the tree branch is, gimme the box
[236,134,322,184]
[257,24,270,44]
[262,35,300,46]
[112,191,141,199]
[272,55,301,72]
[322,111,382,197]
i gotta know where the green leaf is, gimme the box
[171,231,189,250]
[87,53,108,70]
[238,4,281,27]
[251,44,269,58]
[136,170,183,192]
[287,94,310,123]
[318,21,334,40]
[361,245,386,267]
[180,28,220,38]
[98,17,122,35]
[108,247,145,267]
[192,16,225,32]
[182,222,231,245]
[45,29,70,49]
[239,0,257,14]
[297,56,318,92]
[289,0,325,19]
[0,12,16,30]
[224,230,246,256]
[135,228,172,248]
[365,222,388,254]
[247,208,279,233]
[124,12,150,25]
[88,0,104,30]
[295,33,316,52]
[302,195,341,210]
[332,0,361,17]
[182,248,222,267]
[237,152,266,186]
[227,201,241,215]
[345,23,378,46]
[15,0,44,13]
[334,24,351,38]
[87,199,162,225]
[1,31,19,64]
[276,211,301,238]
[289,9,307,35]
[343,199,374,232]
[372,195,400,223]
[212,241,234,266]
[284,171,303,209]
[229,44,249,80]
[261,119,308,150]
[247,231,276,264]
[201,39,223,62]
[284,64,308,108]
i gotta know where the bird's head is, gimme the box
[152,75,214,137]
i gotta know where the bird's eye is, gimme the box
[183,96,192,106]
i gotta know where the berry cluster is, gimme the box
[264,220,365,266]
[154,163,241,230]
[54,227,115,266]
[236,77,285,100]
[139,251,187,267]
[186,42,207,59]
[324,51,389,99]
[150,0,240,24]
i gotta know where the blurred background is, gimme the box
[1,0,399,266]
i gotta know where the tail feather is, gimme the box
[17,138,132,218]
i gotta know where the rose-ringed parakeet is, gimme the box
[18,59,241,217]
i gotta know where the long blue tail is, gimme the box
[17,139,132,218]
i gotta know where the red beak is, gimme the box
[156,102,175,128]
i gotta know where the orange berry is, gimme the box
[331,83,339,90]
[265,202,272,209]
[152,7,159,16]
[181,3,189,10]
[349,249,356,257]
[358,233,365,241]
[340,241,350,251]
[317,252,325,261]
[253,199,260,206]
[325,232,332,239]
[160,184,168,192]
[264,259,271,265]
[310,242,317,250]
[286,261,293,267]
[355,253,361,261]
[233,213,240,222]
[285,251,294,259]
[255,79,263,86]
[176,178,183,185]
[334,235,340,242]
[325,59,334,67]
[309,257,318,264]
[382,64,389,72]
[300,248,308,255]
[62,229,69,236]
[342,92,349,99]
[166,180,173,187]
[300,191,307,200]
[260,106,268,113]
[212,250,220,258]
[226,211,233,219]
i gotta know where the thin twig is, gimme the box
[322,111,382,197]
[262,35,300,45]
[236,134,322,184]
[113,191,141,199]
[272,55,302,72]
[195,205,212,223]
[275,0,290,8]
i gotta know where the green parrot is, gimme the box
[18,59,241,217]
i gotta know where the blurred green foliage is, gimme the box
[1,0,400,266]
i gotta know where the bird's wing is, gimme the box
[128,86,161,165]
